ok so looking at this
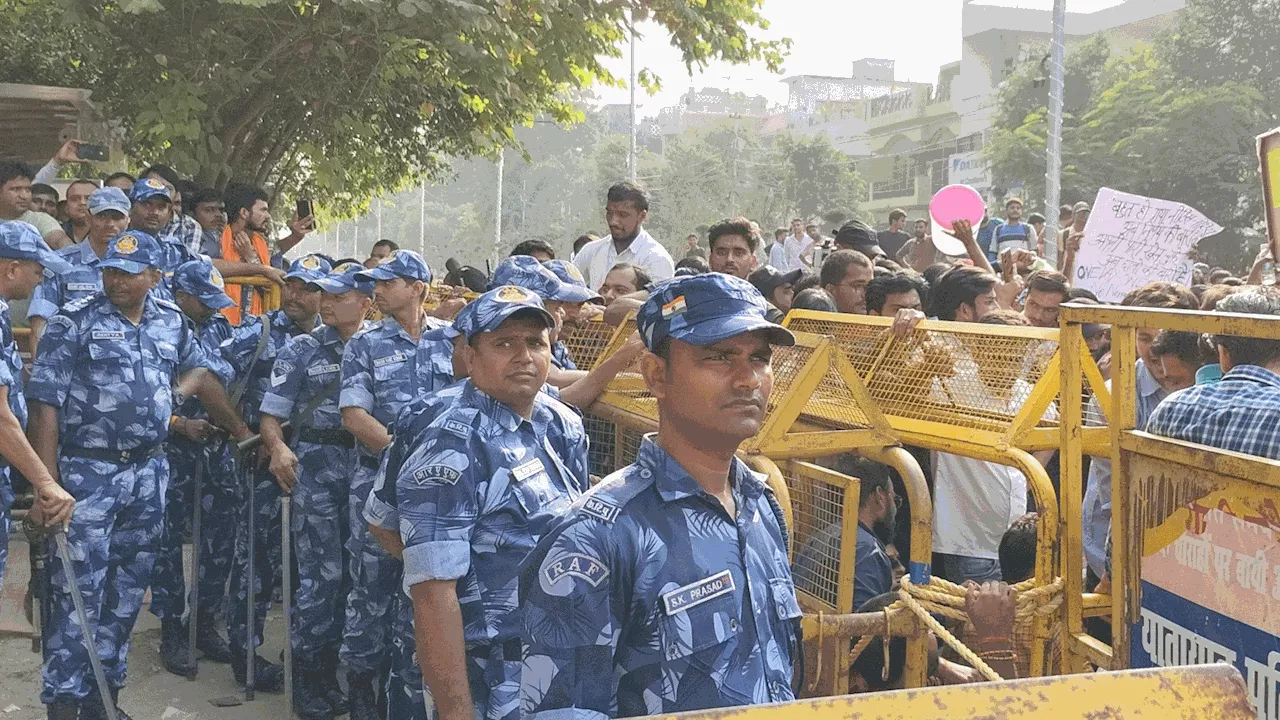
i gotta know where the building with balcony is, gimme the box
[654,86,772,138]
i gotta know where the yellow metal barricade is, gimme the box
[667,664,1255,720]
[222,275,282,317]
[1060,303,1280,712]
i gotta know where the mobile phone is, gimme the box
[76,143,109,162]
[296,199,313,220]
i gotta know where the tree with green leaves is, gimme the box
[0,0,786,220]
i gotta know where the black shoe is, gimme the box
[319,650,348,715]
[231,650,285,692]
[45,700,78,720]
[195,613,233,663]
[159,617,197,678]
[294,666,335,720]
[79,688,133,720]
[347,670,379,720]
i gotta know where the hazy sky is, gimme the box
[594,0,1124,114]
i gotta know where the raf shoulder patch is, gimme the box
[412,464,461,486]
[661,570,735,616]
[580,496,621,524]
[542,552,610,589]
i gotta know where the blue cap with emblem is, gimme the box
[172,259,235,310]
[0,221,73,275]
[88,187,131,217]
[355,249,433,284]
[489,255,595,303]
[543,259,602,302]
[129,177,173,203]
[636,273,795,352]
[311,261,375,296]
[284,254,332,283]
[98,230,164,274]
[452,285,555,341]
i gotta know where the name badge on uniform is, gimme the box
[373,351,408,368]
[91,331,125,341]
[307,363,341,377]
[662,570,735,616]
[511,457,544,482]
[67,283,98,292]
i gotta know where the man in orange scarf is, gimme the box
[210,184,312,325]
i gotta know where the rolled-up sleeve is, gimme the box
[397,422,479,593]
[260,336,309,420]
[29,315,79,408]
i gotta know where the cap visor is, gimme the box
[98,258,150,274]
[201,292,236,310]
[465,305,555,340]
[310,277,355,294]
[551,285,599,303]
[671,315,795,348]
[37,250,74,276]
[354,266,397,282]
[286,270,326,283]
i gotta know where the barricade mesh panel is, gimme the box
[562,320,616,371]
[785,461,861,613]
[583,413,617,479]
[618,424,646,467]
[787,317,1059,434]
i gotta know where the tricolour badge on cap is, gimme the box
[211,267,225,289]
[116,234,139,254]
[661,295,686,318]
[145,178,166,190]
[496,286,532,303]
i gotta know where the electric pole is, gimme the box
[1042,0,1066,267]
[629,11,638,182]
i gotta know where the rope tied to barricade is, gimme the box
[815,575,1066,689]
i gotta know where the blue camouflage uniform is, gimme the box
[261,261,370,660]
[150,260,237,624]
[220,254,331,656]
[30,230,213,704]
[28,187,131,324]
[338,251,438,679]
[0,221,72,586]
[520,273,802,719]
[542,259,600,371]
[396,285,589,720]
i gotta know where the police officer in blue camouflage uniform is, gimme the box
[260,261,372,719]
[519,273,802,719]
[490,256,595,389]
[338,250,442,719]
[150,259,237,677]
[0,221,76,587]
[29,230,250,720]
[27,187,131,346]
[126,178,201,297]
[396,284,589,720]
[219,253,331,691]
[542,258,600,371]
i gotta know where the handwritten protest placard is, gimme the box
[1073,188,1222,303]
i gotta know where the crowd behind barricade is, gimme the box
[2,138,1280,720]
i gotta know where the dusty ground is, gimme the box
[1,535,294,719]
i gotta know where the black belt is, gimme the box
[64,444,165,465]
[296,427,355,448]
[359,454,381,470]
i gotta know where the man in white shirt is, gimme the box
[573,182,674,290]
[781,217,815,271]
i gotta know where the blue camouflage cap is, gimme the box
[544,259,602,302]
[172,259,235,310]
[311,260,375,296]
[98,229,164,274]
[284,254,332,283]
[130,177,173,203]
[452,285,555,341]
[355,249,433,284]
[88,187,131,216]
[489,255,596,303]
[0,221,73,275]
[637,273,795,351]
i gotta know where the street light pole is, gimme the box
[1042,0,1066,267]
[629,11,638,183]
[493,149,504,266]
